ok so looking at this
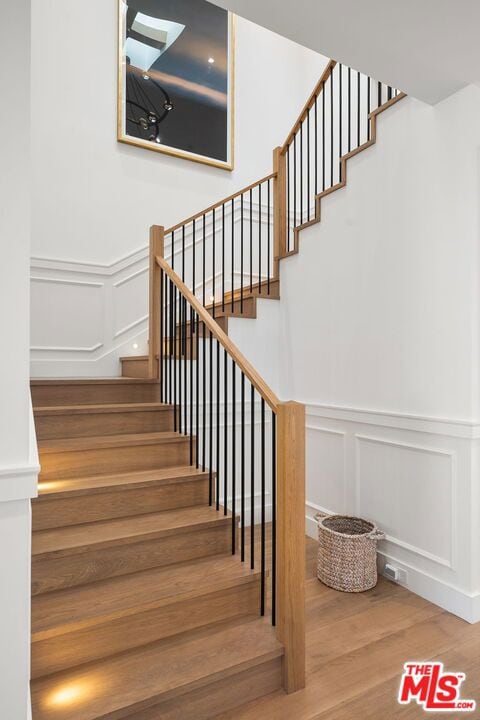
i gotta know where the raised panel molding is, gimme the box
[306,425,347,515]
[30,201,267,377]
[355,434,455,569]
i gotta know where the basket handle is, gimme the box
[314,511,330,523]
[368,528,386,541]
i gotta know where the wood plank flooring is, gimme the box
[217,537,479,719]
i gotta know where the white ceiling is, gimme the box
[209,0,480,104]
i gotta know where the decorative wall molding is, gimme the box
[30,200,270,377]
[306,401,480,438]
[304,402,475,622]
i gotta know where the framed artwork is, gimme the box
[117,0,235,170]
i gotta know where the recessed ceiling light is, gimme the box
[208,57,215,64]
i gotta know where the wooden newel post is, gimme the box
[148,225,164,380]
[273,146,287,275]
[277,400,306,693]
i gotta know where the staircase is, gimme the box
[30,379,284,719]
[29,60,406,720]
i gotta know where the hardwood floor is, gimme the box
[217,537,479,719]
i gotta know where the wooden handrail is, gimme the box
[165,172,276,235]
[281,59,337,153]
[156,255,280,412]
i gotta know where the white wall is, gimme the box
[30,1,326,265]
[30,2,326,375]
[228,86,480,622]
[0,1,39,717]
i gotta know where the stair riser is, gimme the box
[31,383,161,407]
[32,523,233,595]
[33,479,209,530]
[39,439,191,479]
[108,657,282,720]
[120,359,151,379]
[32,582,260,679]
[35,409,174,441]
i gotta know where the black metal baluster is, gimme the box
[260,398,266,616]
[202,214,206,308]
[249,188,253,292]
[189,306,193,465]
[357,71,361,147]
[293,133,297,227]
[322,82,325,191]
[222,203,225,312]
[168,280,173,406]
[348,66,352,152]
[271,411,277,626]
[300,120,303,224]
[231,359,236,554]
[202,319,206,471]
[178,294,182,435]
[267,179,271,295]
[195,312,199,469]
[307,109,310,221]
[209,329,213,505]
[378,80,382,108]
[231,198,235,310]
[223,347,228,515]
[216,338,220,511]
[173,284,177,432]
[160,268,164,403]
[184,299,187,435]
[258,183,262,292]
[250,385,255,569]
[330,69,334,187]
[181,226,185,281]
[339,63,343,182]
[240,194,244,313]
[367,75,371,140]
[212,208,216,319]
[241,371,245,562]
[287,145,290,251]
[192,218,196,297]
[387,85,392,101]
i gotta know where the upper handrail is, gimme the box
[280,59,337,153]
[165,171,277,235]
[157,255,280,412]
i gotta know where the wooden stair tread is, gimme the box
[31,619,283,720]
[37,466,208,498]
[34,403,171,416]
[38,431,186,453]
[33,505,232,558]
[32,555,260,639]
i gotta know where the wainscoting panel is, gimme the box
[305,404,478,622]
[355,434,454,568]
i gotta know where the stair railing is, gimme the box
[146,58,406,693]
[150,60,404,326]
[153,253,306,692]
[278,60,403,254]
[164,173,277,320]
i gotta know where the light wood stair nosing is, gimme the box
[36,466,210,499]
[32,558,262,641]
[32,507,236,560]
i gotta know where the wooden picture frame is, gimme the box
[117,0,235,170]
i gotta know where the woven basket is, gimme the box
[315,513,385,592]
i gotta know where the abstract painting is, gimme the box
[118,0,234,169]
